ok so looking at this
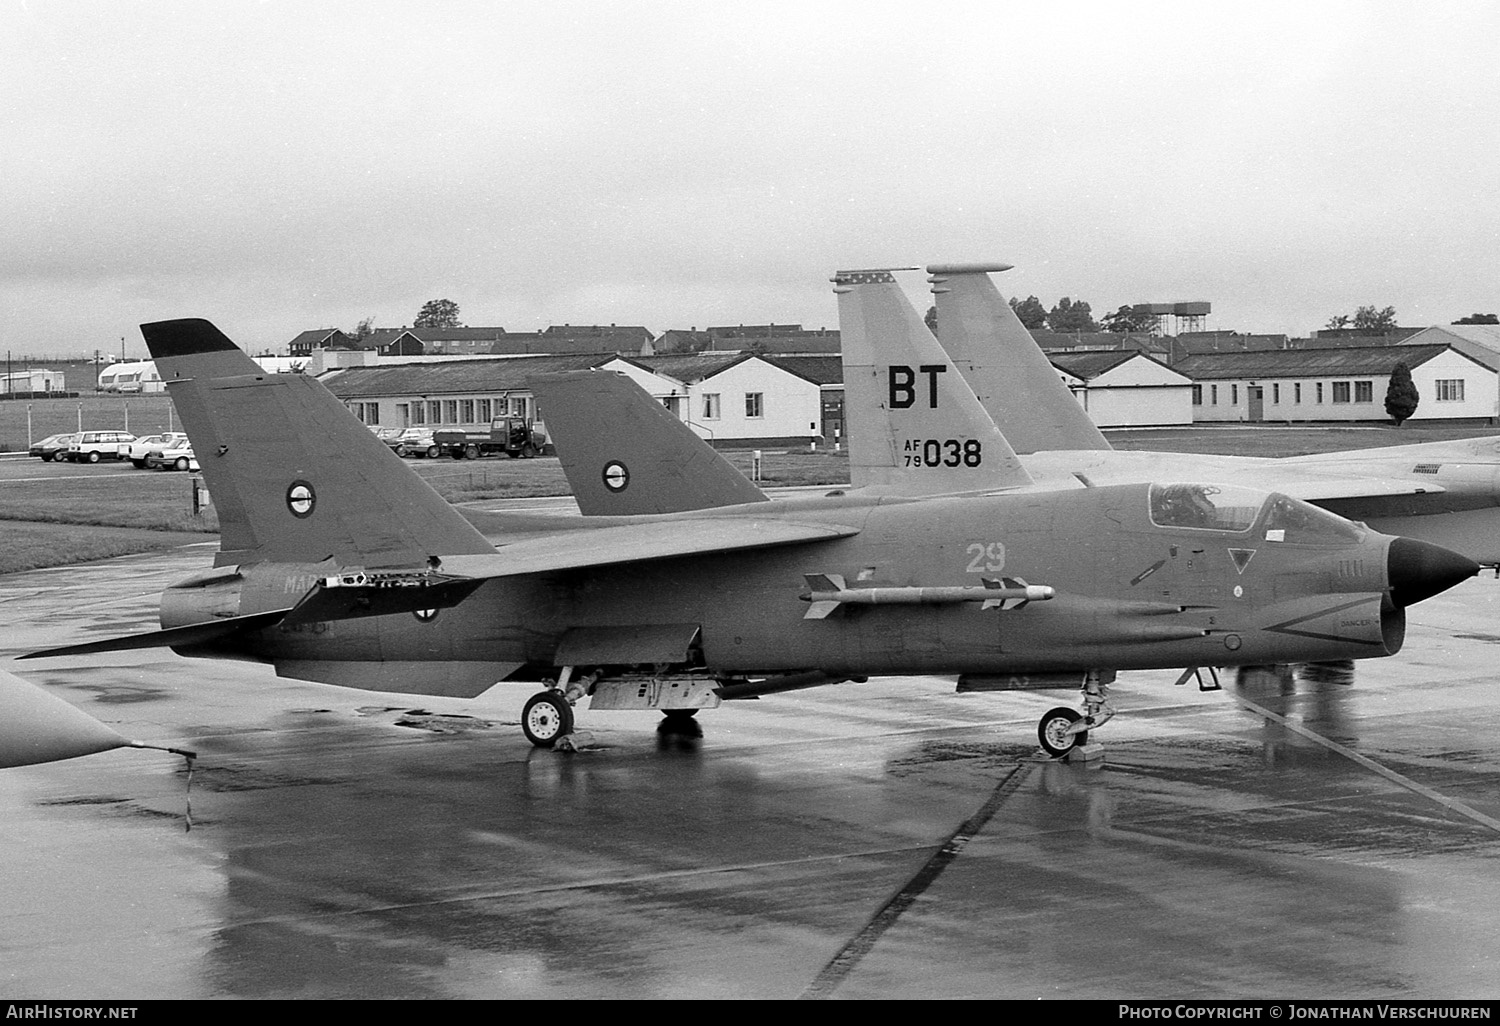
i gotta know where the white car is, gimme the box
[66,430,135,463]
[145,440,199,472]
[120,432,190,468]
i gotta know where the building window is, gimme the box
[1332,381,1351,404]
[702,392,721,419]
[443,400,458,422]
[1210,384,1218,405]
[1191,384,1203,406]
[1355,381,1373,403]
[427,400,442,423]
[478,399,492,422]
[1436,379,1465,402]
[1272,384,1280,404]
[365,403,380,425]
[460,399,475,423]
[1295,383,1302,404]
[412,403,426,425]
[1231,384,1239,405]
[1316,383,1324,404]
[745,392,764,418]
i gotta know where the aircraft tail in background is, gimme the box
[141,318,496,568]
[928,263,1112,455]
[530,370,769,515]
[833,268,1032,495]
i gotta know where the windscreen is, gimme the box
[1148,483,1262,533]
[1261,494,1366,544]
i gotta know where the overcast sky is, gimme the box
[3,0,1497,358]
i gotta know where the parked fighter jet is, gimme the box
[927,263,1500,565]
[20,314,1478,757]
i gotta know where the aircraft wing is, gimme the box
[1270,476,1446,502]
[440,517,858,579]
[22,518,859,658]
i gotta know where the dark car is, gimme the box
[28,433,79,462]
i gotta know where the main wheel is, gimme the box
[522,691,574,748]
[425,444,440,459]
[661,708,698,721]
[86,451,100,463]
[1038,707,1087,758]
[464,444,480,460]
[174,456,190,471]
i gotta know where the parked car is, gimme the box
[146,440,198,471]
[367,425,404,446]
[392,427,440,458]
[28,433,79,462]
[66,430,136,463]
[120,432,190,468]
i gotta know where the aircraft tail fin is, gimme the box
[833,269,1032,494]
[141,318,496,567]
[928,263,1112,454]
[530,370,769,514]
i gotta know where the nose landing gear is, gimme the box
[1036,669,1116,759]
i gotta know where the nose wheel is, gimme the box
[1038,707,1088,758]
[522,691,574,748]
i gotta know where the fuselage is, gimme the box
[160,482,1413,696]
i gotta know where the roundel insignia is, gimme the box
[602,461,629,493]
[286,480,316,518]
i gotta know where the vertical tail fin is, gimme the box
[142,318,496,567]
[530,370,768,515]
[928,263,1112,454]
[834,269,1032,495]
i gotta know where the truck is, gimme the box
[432,416,547,459]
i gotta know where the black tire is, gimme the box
[86,451,100,464]
[131,458,146,468]
[1038,707,1087,758]
[425,445,440,459]
[43,453,55,462]
[174,457,190,471]
[464,444,480,460]
[522,691,574,748]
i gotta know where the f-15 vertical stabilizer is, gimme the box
[834,269,1032,495]
[928,263,1111,454]
[140,318,496,568]
[530,370,769,515]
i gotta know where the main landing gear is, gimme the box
[1036,669,1116,759]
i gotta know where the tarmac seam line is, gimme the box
[799,761,1033,1000]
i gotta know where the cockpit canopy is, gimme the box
[1148,483,1365,544]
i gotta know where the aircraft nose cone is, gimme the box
[1387,536,1480,608]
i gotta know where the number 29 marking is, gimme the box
[966,542,1006,573]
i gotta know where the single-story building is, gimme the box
[320,350,827,447]
[1174,344,1497,424]
[1048,351,1194,427]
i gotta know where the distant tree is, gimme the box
[1385,360,1419,426]
[1047,297,1096,333]
[1325,314,1351,329]
[1352,304,1398,331]
[1010,295,1048,329]
[1101,304,1159,334]
[924,305,938,334]
[414,299,462,329]
[1454,313,1499,325]
[352,316,374,340]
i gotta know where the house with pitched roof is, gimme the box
[1048,351,1194,427]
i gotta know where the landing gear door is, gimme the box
[553,623,703,668]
